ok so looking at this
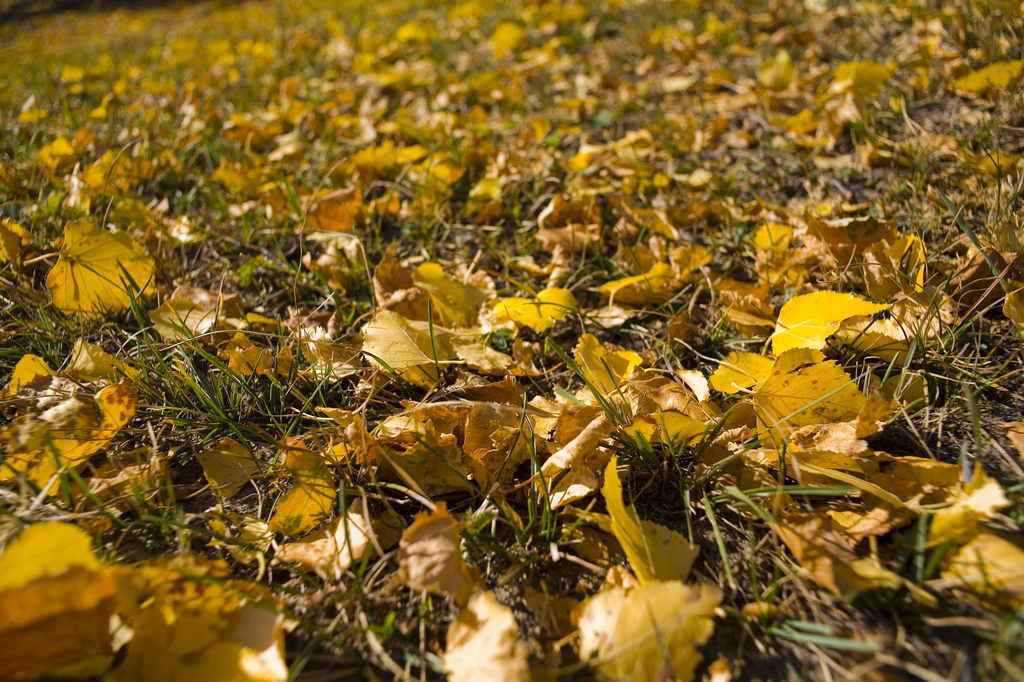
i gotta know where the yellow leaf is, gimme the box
[0,218,28,264]
[150,297,220,342]
[268,440,335,536]
[833,60,895,99]
[445,591,530,682]
[573,333,642,398]
[752,223,793,251]
[6,354,54,395]
[771,291,888,355]
[950,60,1023,96]
[488,287,577,331]
[397,503,478,607]
[46,220,155,318]
[492,22,525,60]
[603,457,699,583]
[112,557,287,682]
[577,579,721,682]
[709,351,774,394]
[0,523,117,681]
[451,337,514,375]
[759,49,794,90]
[68,339,138,383]
[208,514,272,570]
[276,502,400,579]
[942,532,1024,610]
[1004,288,1024,334]
[1,379,137,489]
[927,468,1009,547]
[413,262,490,328]
[37,136,78,175]
[834,317,910,364]
[601,262,681,306]
[0,522,102,590]
[752,349,864,443]
[361,309,455,387]
[196,438,261,498]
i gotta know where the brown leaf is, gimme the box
[397,503,479,607]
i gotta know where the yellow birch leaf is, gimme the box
[834,60,895,99]
[150,297,219,342]
[451,337,514,375]
[0,218,27,264]
[927,468,1009,546]
[397,503,478,607]
[196,438,261,498]
[0,523,117,681]
[413,262,490,328]
[445,591,530,682]
[573,333,642,398]
[46,220,155,318]
[276,502,400,579]
[752,223,793,251]
[37,136,78,175]
[0,522,102,590]
[752,349,864,443]
[709,351,775,394]
[942,532,1024,611]
[1,379,136,489]
[771,291,888,355]
[759,49,794,90]
[361,309,454,387]
[600,262,681,307]
[950,61,1023,96]
[492,22,525,60]
[1004,288,1024,334]
[267,440,335,536]
[603,456,699,583]
[67,339,138,383]
[577,579,721,682]
[489,287,576,332]
[7,354,54,395]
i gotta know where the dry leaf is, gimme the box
[396,503,478,607]
[445,591,530,682]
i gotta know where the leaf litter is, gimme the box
[1,0,1024,680]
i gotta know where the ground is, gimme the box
[1,1,1023,681]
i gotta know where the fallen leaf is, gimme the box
[276,502,400,579]
[751,349,865,443]
[950,60,1023,96]
[413,262,491,328]
[709,351,774,395]
[941,532,1024,610]
[196,438,261,498]
[396,503,478,607]
[771,291,888,354]
[67,339,138,383]
[47,220,155,317]
[361,309,455,387]
[577,579,721,682]
[603,456,699,582]
[6,354,55,395]
[600,262,681,307]
[928,468,1009,546]
[267,440,336,536]
[573,333,643,399]
[0,522,117,681]
[488,287,577,332]
[445,591,530,682]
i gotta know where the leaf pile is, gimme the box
[1,0,1024,680]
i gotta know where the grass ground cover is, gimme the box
[1,0,1024,680]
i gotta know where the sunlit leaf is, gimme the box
[46,220,155,317]
[771,291,888,355]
